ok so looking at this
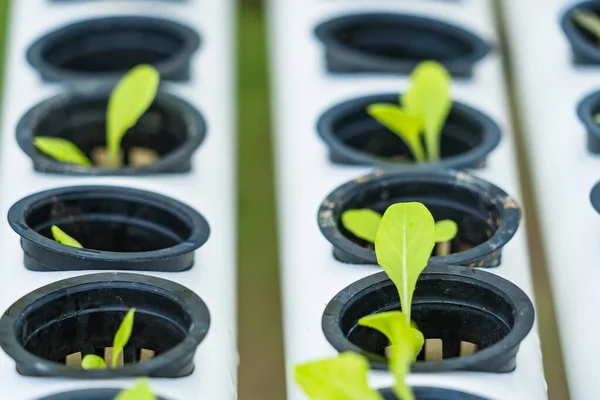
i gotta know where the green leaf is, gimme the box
[375,202,436,324]
[112,308,136,368]
[114,379,156,400]
[367,104,426,162]
[81,354,106,369]
[33,137,92,166]
[294,352,383,400]
[573,9,600,42]
[434,220,458,242]
[595,113,600,124]
[359,311,424,400]
[341,209,382,243]
[402,61,452,162]
[107,64,160,168]
[51,225,83,248]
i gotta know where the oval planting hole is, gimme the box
[17,89,207,175]
[8,186,210,272]
[318,170,519,267]
[316,94,501,169]
[314,13,489,77]
[322,266,535,373]
[27,16,201,81]
[0,273,210,378]
[26,193,190,252]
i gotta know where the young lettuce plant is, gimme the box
[354,202,438,400]
[34,64,160,168]
[367,61,451,163]
[360,312,424,400]
[82,308,136,369]
[114,379,156,400]
[341,208,457,255]
[573,9,600,43]
[294,352,383,400]
[51,225,83,248]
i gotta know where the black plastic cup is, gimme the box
[317,93,501,169]
[380,387,487,400]
[17,86,207,175]
[0,273,210,378]
[576,90,600,153]
[27,16,201,82]
[314,13,489,77]
[8,185,210,272]
[561,1,600,65]
[38,389,168,400]
[318,169,520,268]
[322,265,535,373]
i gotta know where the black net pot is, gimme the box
[314,13,489,78]
[7,185,210,272]
[318,169,520,268]
[316,94,501,169]
[379,387,487,400]
[27,16,201,82]
[561,1,600,65]
[16,86,206,175]
[0,273,210,378]
[322,265,535,373]
[38,389,168,400]
[576,89,600,154]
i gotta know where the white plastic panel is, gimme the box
[501,1,600,399]
[0,0,236,399]
[267,0,547,399]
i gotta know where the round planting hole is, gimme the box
[17,89,206,175]
[315,13,489,77]
[27,16,201,81]
[317,94,501,169]
[379,387,488,400]
[0,273,210,378]
[8,186,210,272]
[322,266,535,373]
[561,1,600,65]
[318,169,520,267]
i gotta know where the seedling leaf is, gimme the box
[341,209,382,243]
[51,225,83,248]
[81,354,106,369]
[434,220,458,242]
[33,137,92,166]
[294,352,383,400]
[595,113,600,124]
[402,61,451,162]
[573,9,600,42]
[112,308,136,368]
[367,104,426,162]
[107,64,160,168]
[375,202,436,324]
[114,379,156,400]
[359,311,424,400]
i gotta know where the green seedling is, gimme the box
[375,202,435,325]
[82,308,136,369]
[115,379,156,400]
[359,312,424,400]
[368,61,451,163]
[294,352,383,400]
[34,64,160,168]
[51,225,83,248]
[341,208,458,255]
[595,114,600,124]
[573,9,600,43]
